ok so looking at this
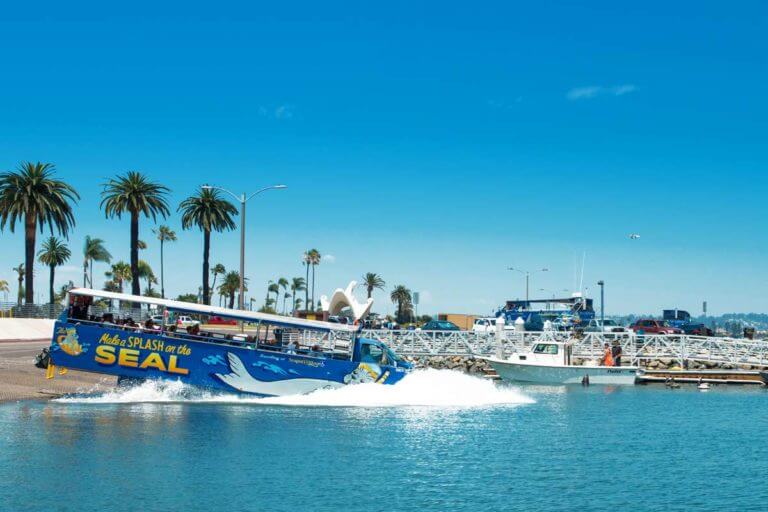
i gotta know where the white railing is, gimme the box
[361,330,768,368]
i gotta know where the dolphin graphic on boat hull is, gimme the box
[214,353,345,396]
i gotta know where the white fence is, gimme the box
[361,330,768,368]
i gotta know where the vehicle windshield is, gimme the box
[602,320,617,326]
[437,322,456,329]
[383,344,401,365]
[533,343,559,355]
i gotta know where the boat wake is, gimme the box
[54,369,533,408]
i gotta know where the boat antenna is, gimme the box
[579,251,586,295]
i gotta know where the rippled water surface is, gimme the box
[1,372,767,512]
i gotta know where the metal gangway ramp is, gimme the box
[361,330,768,368]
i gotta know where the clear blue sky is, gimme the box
[0,1,766,315]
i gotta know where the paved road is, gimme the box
[0,340,115,402]
[0,340,48,358]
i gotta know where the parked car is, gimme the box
[585,319,632,334]
[176,315,201,329]
[208,315,237,326]
[421,320,461,331]
[472,317,497,333]
[680,324,714,336]
[630,319,683,335]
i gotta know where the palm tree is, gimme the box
[306,248,321,310]
[219,271,245,309]
[363,273,386,299]
[83,236,112,288]
[178,189,237,305]
[55,281,74,303]
[12,264,24,306]
[0,279,9,302]
[0,162,79,304]
[267,281,280,309]
[136,260,157,295]
[277,277,289,313]
[390,285,413,324]
[152,225,177,298]
[37,237,72,305]
[101,171,170,296]
[290,277,306,313]
[211,263,226,298]
[302,251,311,311]
[283,292,291,314]
[105,261,132,293]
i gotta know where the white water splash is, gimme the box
[54,369,533,408]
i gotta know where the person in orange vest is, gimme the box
[602,342,614,367]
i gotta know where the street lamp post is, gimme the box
[597,280,605,325]
[508,267,548,303]
[202,184,287,310]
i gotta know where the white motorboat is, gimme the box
[483,340,637,385]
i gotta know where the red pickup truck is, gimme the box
[630,319,683,335]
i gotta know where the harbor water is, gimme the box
[1,370,767,512]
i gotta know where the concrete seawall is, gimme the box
[0,319,55,342]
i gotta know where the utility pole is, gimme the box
[508,267,548,303]
[202,184,287,310]
[597,280,605,325]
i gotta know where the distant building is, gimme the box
[437,313,478,330]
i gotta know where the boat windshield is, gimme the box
[533,343,559,355]
[359,342,402,366]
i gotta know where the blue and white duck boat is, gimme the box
[46,284,410,396]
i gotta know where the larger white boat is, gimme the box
[483,340,637,385]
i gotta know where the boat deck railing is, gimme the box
[361,329,768,368]
[61,316,354,360]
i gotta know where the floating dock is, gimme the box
[637,369,765,385]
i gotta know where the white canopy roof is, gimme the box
[68,288,357,333]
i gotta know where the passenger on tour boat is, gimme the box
[602,343,614,367]
[611,341,622,367]
[286,339,298,354]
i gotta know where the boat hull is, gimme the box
[49,321,407,397]
[485,357,636,385]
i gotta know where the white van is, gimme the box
[472,317,497,333]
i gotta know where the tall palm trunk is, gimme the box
[304,263,309,312]
[17,274,23,306]
[311,264,316,311]
[202,229,211,305]
[90,260,94,288]
[48,265,55,305]
[83,260,88,287]
[228,290,235,309]
[24,215,36,304]
[130,210,140,296]
[160,238,165,298]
